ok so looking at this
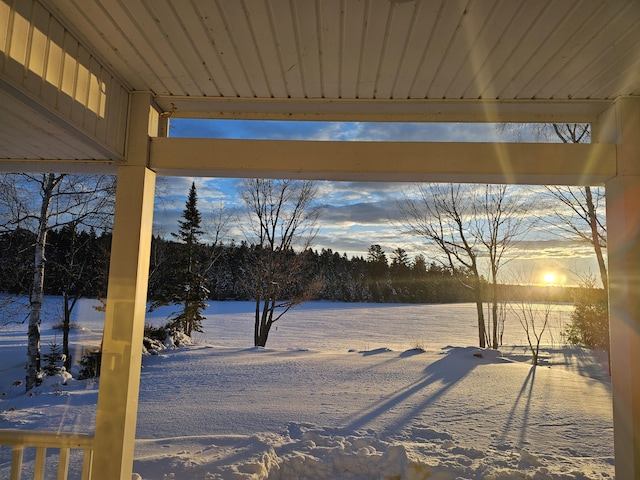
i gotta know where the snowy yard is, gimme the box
[0,299,613,479]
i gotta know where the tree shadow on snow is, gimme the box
[498,365,536,448]
[345,346,499,435]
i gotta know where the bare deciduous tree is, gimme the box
[400,183,529,349]
[509,271,555,366]
[474,185,530,349]
[399,183,488,348]
[239,179,322,347]
[543,124,607,292]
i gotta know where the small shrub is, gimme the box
[144,323,168,342]
[77,349,102,379]
[43,341,65,376]
[143,323,172,354]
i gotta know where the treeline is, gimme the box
[0,228,573,304]
[0,226,110,298]
[149,238,575,304]
[150,237,477,304]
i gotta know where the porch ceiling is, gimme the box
[2,0,640,162]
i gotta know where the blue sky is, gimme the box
[152,120,601,286]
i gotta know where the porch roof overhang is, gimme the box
[1,0,639,171]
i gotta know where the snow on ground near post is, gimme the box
[0,299,614,479]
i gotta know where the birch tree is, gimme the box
[0,173,114,390]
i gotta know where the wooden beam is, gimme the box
[156,97,612,123]
[0,159,117,174]
[149,137,616,186]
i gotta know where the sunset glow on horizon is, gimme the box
[541,271,569,286]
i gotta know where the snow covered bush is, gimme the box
[77,348,101,379]
[143,323,192,355]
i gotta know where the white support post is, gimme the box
[91,93,156,479]
[600,97,640,479]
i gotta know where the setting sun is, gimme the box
[543,272,557,285]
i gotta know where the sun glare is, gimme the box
[542,272,557,285]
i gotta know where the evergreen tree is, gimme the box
[366,244,389,301]
[565,275,609,350]
[42,341,64,376]
[150,182,208,337]
[390,247,411,301]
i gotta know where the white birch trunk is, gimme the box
[25,174,59,391]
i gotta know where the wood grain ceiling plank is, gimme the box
[317,0,342,99]
[355,0,390,99]
[0,113,49,158]
[542,2,640,99]
[495,0,575,99]
[427,0,498,98]
[174,0,236,97]
[338,0,366,99]
[529,1,626,99]
[373,0,420,99]
[219,0,273,97]
[197,0,255,97]
[120,0,199,95]
[0,104,95,160]
[147,0,219,96]
[64,0,163,92]
[583,54,640,100]
[291,0,322,98]
[462,1,548,99]
[505,0,603,99]
[241,0,289,98]
[443,0,520,99]
[389,0,440,99]
[408,0,469,99]
[262,0,305,98]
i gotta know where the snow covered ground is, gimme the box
[0,298,614,479]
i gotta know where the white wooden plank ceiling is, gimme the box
[46,0,640,101]
[2,0,640,161]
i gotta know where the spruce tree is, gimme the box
[150,182,208,337]
[174,182,208,336]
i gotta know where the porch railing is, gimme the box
[0,429,94,480]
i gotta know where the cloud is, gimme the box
[319,201,398,225]
[169,120,545,143]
